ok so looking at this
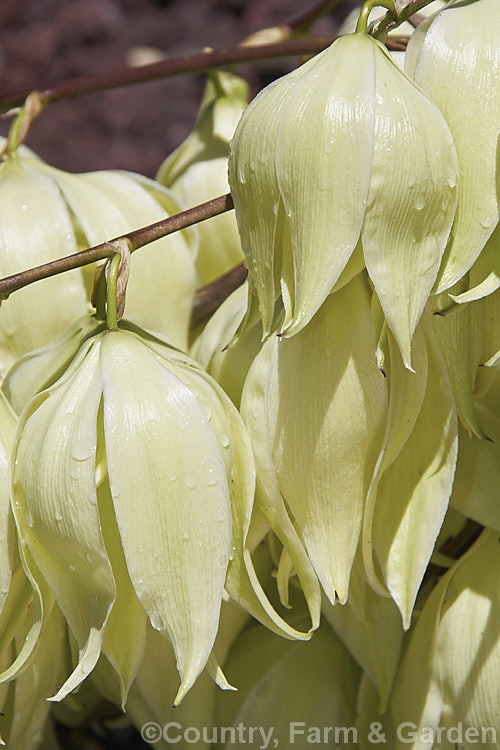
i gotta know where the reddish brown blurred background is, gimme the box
[0,0,355,177]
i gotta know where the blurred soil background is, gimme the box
[0,0,355,177]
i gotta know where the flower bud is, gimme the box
[229,31,458,368]
[158,71,248,284]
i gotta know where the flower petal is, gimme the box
[406,0,500,292]
[277,34,375,337]
[100,330,231,704]
[370,321,458,626]
[12,339,115,700]
[362,40,458,368]
[0,161,87,374]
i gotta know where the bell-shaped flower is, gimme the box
[157,71,248,284]
[229,30,458,367]
[0,154,88,376]
[9,322,310,708]
[405,0,500,297]
[391,530,500,749]
[0,142,197,375]
[240,273,387,606]
[215,599,360,749]
[25,156,198,350]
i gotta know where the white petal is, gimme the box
[362,41,458,368]
[12,338,115,699]
[277,34,375,336]
[100,331,231,703]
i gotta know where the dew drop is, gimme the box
[415,197,426,211]
[55,511,63,523]
[72,444,94,462]
[20,203,27,212]
[169,473,177,482]
[448,174,457,189]
[324,137,335,155]
[408,175,416,188]
[183,532,190,542]
[151,613,166,631]
[185,476,197,489]
[69,564,76,572]
[220,434,230,448]
[481,216,493,229]
[86,552,96,564]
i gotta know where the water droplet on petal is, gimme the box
[415,197,426,211]
[220,434,230,448]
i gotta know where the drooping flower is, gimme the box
[157,71,248,284]
[391,530,500,749]
[8,322,310,708]
[229,30,458,367]
[405,0,500,298]
[0,145,197,375]
[240,273,387,606]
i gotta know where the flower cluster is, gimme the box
[0,0,499,748]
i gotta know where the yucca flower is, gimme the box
[241,273,387,607]
[391,529,500,749]
[229,29,458,367]
[8,320,310,709]
[157,71,248,284]
[405,0,500,299]
[0,145,197,375]
[215,599,360,749]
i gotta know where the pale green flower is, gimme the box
[215,602,360,750]
[9,323,310,708]
[406,0,500,296]
[240,273,387,607]
[158,71,248,284]
[0,157,88,376]
[0,146,197,371]
[391,530,500,749]
[28,159,198,350]
[229,31,458,367]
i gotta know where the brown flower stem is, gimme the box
[0,38,334,111]
[0,194,234,299]
[192,263,248,325]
